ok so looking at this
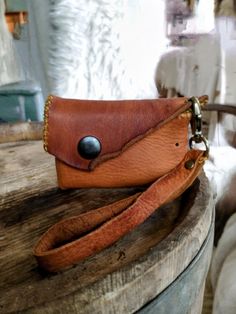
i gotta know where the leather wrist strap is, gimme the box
[34,149,206,272]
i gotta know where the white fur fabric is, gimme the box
[0,0,22,86]
[205,146,236,313]
[48,0,128,99]
[48,0,163,99]
[211,213,236,314]
[204,146,236,203]
[211,213,236,290]
[156,34,220,103]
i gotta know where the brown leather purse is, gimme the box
[34,95,209,272]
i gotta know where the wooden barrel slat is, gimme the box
[138,212,214,314]
[0,139,214,314]
[0,122,43,144]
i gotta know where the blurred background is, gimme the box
[1,1,236,313]
[0,1,235,118]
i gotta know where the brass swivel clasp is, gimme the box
[189,97,209,158]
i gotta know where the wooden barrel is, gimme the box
[0,123,214,314]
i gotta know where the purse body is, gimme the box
[44,96,192,189]
[35,95,208,272]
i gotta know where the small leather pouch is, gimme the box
[34,95,209,272]
[44,96,195,189]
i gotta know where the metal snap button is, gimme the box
[185,159,195,170]
[77,136,101,160]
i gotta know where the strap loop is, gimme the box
[34,150,206,273]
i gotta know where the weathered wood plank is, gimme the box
[0,122,42,144]
[0,140,213,313]
[0,140,55,203]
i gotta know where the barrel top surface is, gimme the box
[0,140,214,313]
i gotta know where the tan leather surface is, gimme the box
[47,96,190,170]
[34,149,205,272]
[56,115,191,188]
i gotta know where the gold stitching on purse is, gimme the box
[43,95,53,152]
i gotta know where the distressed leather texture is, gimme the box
[47,96,190,171]
[34,149,205,272]
[56,115,191,188]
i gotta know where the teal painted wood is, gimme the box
[0,81,44,121]
[5,0,28,12]
[0,81,41,95]
[138,211,214,314]
[0,94,40,121]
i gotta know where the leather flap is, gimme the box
[44,96,190,170]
